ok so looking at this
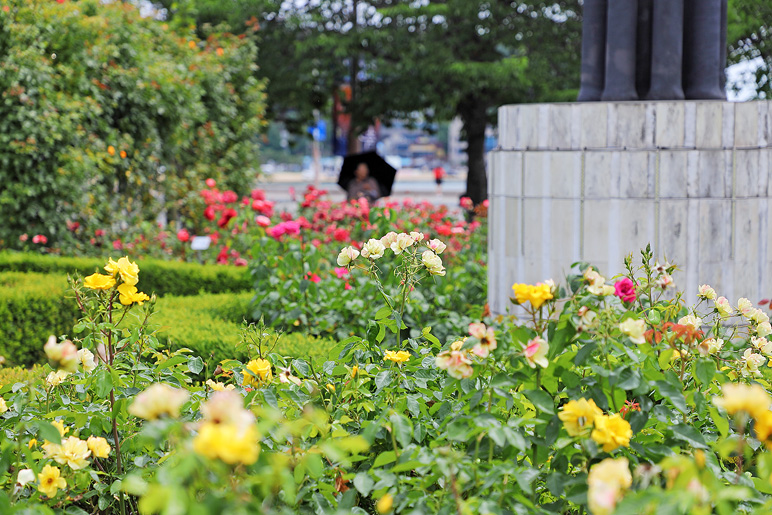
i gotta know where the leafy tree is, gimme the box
[727,0,772,98]
[0,0,265,247]
[160,0,581,205]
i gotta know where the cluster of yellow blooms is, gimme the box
[713,383,772,445]
[511,282,554,310]
[558,398,632,452]
[35,420,111,498]
[384,350,411,364]
[193,390,260,465]
[83,256,149,306]
[243,358,273,386]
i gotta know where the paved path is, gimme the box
[257,170,468,212]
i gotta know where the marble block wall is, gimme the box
[489,100,772,315]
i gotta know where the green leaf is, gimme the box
[187,356,204,374]
[654,380,687,413]
[353,473,374,496]
[390,413,412,448]
[156,355,187,371]
[694,359,716,386]
[574,341,596,365]
[709,407,729,437]
[615,367,641,390]
[36,421,61,445]
[375,370,391,390]
[94,368,113,399]
[524,389,555,415]
[262,389,279,409]
[373,451,396,468]
[671,423,707,448]
[658,349,676,370]
[374,305,391,320]
[514,468,540,495]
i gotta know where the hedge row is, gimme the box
[0,272,79,367]
[145,293,338,370]
[0,252,251,296]
[0,271,337,371]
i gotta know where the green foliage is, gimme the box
[727,0,772,98]
[0,0,266,247]
[0,272,78,368]
[0,252,251,296]
[0,364,46,388]
[144,292,337,369]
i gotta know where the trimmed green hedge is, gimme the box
[0,272,78,367]
[0,271,337,371]
[147,293,338,370]
[0,252,250,296]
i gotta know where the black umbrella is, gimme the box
[337,151,398,198]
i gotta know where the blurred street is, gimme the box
[258,168,468,212]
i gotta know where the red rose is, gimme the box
[177,229,190,242]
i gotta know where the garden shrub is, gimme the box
[0,0,265,248]
[145,293,337,369]
[0,272,78,367]
[0,252,250,296]
[0,364,46,388]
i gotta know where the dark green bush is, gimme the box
[0,270,335,371]
[0,272,78,367]
[148,293,338,370]
[0,252,250,296]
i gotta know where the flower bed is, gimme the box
[2,245,772,514]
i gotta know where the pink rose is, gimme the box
[333,267,349,279]
[205,178,216,188]
[614,278,637,303]
[256,215,271,227]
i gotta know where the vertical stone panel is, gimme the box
[735,101,759,148]
[659,151,688,198]
[579,103,609,149]
[619,152,655,198]
[655,102,685,148]
[695,102,724,148]
[735,150,760,198]
[584,152,616,198]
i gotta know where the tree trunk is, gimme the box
[459,99,488,205]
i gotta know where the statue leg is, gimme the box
[635,0,653,99]
[683,0,726,100]
[647,0,685,100]
[601,0,639,101]
[577,0,608,101]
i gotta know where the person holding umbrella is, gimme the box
[338,151,398,203]
[346,163,381,202]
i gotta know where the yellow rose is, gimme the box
[105,256,139,285]
[713,383,771,419]
[47,436,91,470]
[376,493,394,513]
[205,379,235,392]
[243,358,272,386]
[0,397,7,414]
[84,273,116,290]
[128,383,190,420]
[193,421,260,465]
[87,436,111,458]
[117,283,150,306]
[37,464,67,498]
[384,350,411,363]
[587,458,631,515]
[511,283,553,309]
[591,414,632,452]
[558,398,603,436]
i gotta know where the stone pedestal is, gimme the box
[488,100,772,315]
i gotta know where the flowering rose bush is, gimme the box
[5,245,772,513]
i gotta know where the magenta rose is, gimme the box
[614,278,637,303]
